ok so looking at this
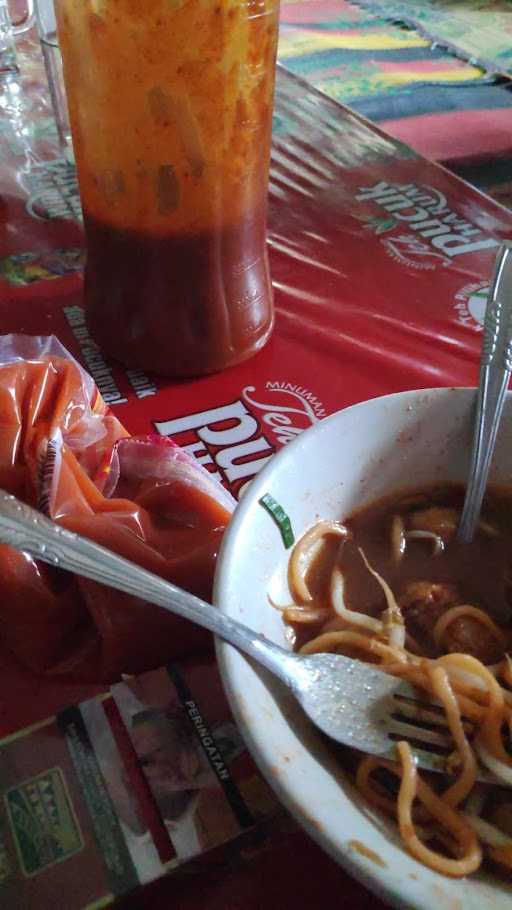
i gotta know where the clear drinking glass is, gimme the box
[34,0,71,149]
[55,0,279,378]
[0,0,34,73]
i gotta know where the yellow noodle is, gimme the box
[288,520,348,603]
[427,665,476,808]
[440,654,511,769]
[396,742,482,877]
[355,755,397,818]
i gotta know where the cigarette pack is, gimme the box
[0,657,280,909]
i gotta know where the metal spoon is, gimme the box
[458,242,512,545]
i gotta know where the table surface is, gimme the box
[2,21,512,910]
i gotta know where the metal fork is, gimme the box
[0,490,496,783]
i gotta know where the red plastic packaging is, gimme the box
[0,335,235,680]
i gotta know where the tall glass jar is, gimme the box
[55,0,279,376]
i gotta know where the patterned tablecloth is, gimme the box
[279,1,512,209]
[352,0,512,78]
[279,0,487,107]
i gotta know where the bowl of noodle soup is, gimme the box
[214,387,512,910]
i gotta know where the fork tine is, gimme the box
[392,698,474,735]
[297,653,499,784]
[387,718,453,750]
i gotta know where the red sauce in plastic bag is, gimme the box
[0,342,233,681]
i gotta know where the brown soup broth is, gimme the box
[294,483,512,653]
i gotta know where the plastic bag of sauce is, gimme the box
[0,335,235,680]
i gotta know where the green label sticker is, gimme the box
[5,767,83,877]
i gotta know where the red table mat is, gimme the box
[2,39,512,910]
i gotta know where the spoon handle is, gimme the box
[458,243,512,545]
[0,490,301,686]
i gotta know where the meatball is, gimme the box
[399,580,460,616]
[398,581,504,663]
[398,581,461,656]
[440,616,504,664]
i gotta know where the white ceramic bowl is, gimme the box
[214,387,512,910]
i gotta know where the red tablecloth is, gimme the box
[2,32,512,910]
